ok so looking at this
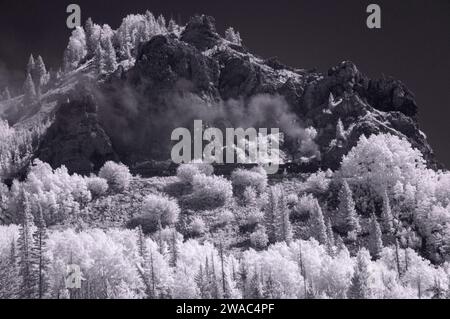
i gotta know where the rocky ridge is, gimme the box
[34,15,441,174]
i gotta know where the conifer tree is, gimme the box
[368,214,383,260]
[157,220,165,255]
[336,119,346,140]
[26,54,35,77]
[265,186,278,244]
[149,251,156,299]
[263,273,276,299]
[311,200,328,245]
[348,249,371,299]
[136,226,157,299]
[338,180,361,234]
[265,186,293,244]
[157,15,166,31]
[0,239,19,298]
[103,37,118,73]
[167,19,178,34]
[238,261,248,298]
[195,264,210,299]
[298,241,308,299]
[94,42,105,74]
[209,254,220,299]
[23,73,36,105]
[218,239,231,298]
[85,18,94,41]
[275,193,293,244]
[31,205,50,299]
[136,235,149,294]
[84,18,99,57]
[35,56,47,90]
[170,229,178,268]
[404,235,410,272]
[394,238,402,277]
[62,27,87,72]
[381,190,394,234]
[204,257,212,298]
[137,226,147,260]
[248,270,263,299]
[335,235,347,253]
[9,240,20,296]
[17,193,36,298]
[145,11,156,25]
[326,218,335,255]
[225,27,242,45]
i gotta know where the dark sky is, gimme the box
[0,0,449,167]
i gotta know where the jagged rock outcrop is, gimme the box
[36,93,118,174]
[180,15,221,51]
[128,34,220,101]
[365,77,418,117]
[36,14,441,173]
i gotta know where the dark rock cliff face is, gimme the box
[130,34,220,101]
[36,93,118,174]
[36,15,441,174]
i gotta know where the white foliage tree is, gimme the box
[26,54,35,77]
[167,19,180,35]
[98,161,132,192]
[340,134,426,198]
[35,55,48,91]
[336,119,346,140]
[348,248,372,299]
[369,215,383,260]
[338,180,361,235]
[265,186,293,244]
[63,26,87,72]
[23,73,36,105]
[85,18,102,57]
[310,199,328,245]
[225,27,242,45]
[102,37,118,73]
[381,190,395,233]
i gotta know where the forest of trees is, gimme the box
[0,120,50,187]
[63,12,178,75]
[0,224,448,299]
[0,133,449,299]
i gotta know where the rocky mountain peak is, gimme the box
[22,13,441,174]
[180,15,221,51]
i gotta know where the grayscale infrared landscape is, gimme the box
[0,11,449,300]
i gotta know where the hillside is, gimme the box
[0,12,448,300]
